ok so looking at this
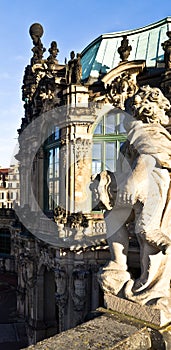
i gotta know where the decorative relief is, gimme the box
[73,138,92,162]
[92,220,106,235]
[54,264,68,307]
[71,267,89,311]
[39,247,55,271]
[18,251,38,289]
[54,206,88,229]
[106,71,138,109]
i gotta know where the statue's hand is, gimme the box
[116,189,137,206]
[115,174,138,206]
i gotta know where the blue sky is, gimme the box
[0,0,170,167]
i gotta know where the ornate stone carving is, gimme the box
[106,71,138,109]
[55,265,68,306]
[54,206,88,229]
[22,65,36,102]
[91,86,171,308]
[54,206,67,226]
[19,252,38,289]
[39,247,55,270]
[29,23,46,65]
[55,265,68,332]
[74,138,91,162]
[118,36,132,62]
[162,31,171,70]
[71,267,88,311]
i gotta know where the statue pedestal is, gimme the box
[104,293,171,327]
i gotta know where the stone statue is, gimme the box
[75,53,82,84]
[67,50,76,84]
[92,85,171,307]
[162,31,171,70]
[67,51,82,84]
[47,41,59,71]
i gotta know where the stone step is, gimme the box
[21,309,165,350]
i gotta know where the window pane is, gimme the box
[105,114,116,134]
[106,159,115,171]
[54,148,59,177]
[54,126,60,140]
[54,181,59,195]
[106,142,115,158]
[105,142,116,172]
[94,120,102,134]
[49,164,53,178]
[46,146,60,210]
[93,143,102,159]
[117,113,126,133]
[49,150,53,164]
[92,160,102,174]
[92,143,102,174]
[49,181,53,195]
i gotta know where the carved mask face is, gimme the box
[74,279,86,297]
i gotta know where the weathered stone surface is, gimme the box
[104,293,171,327]
[21,309,152,350]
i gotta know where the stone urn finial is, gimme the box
[29,23,46,64]
[118,35,132,62]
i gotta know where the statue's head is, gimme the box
[131,85,170,125]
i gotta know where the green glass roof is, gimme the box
[81,17,171,80]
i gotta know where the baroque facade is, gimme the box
[1,17,171,347]
[0,164,20,209]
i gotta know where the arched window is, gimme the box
[44,126,60,211]
[92,110,127,174]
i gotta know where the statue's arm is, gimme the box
[117,154,156,204]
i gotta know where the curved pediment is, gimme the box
[100,60,146,110]
[102,60,146,86]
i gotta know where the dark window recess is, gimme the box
[0,229,11,255]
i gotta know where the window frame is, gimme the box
[44,126,61,212]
